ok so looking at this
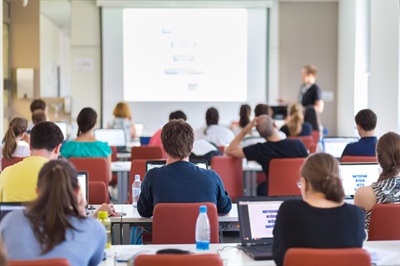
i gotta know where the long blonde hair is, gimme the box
[287,103,304,136]
[2,117,28,159]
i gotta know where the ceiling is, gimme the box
[40,0,71,32]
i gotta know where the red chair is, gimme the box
[211,156,243,202]
[311,130,320,145]
[134,254,223,266]
[369,204,400,240]
[131,146,164,160]
[68,157,110,187]
[288,136,314,151]
[268,158,306,196]
[284,248,371,266]
[217,145,225,154]
[88,181,109,204]
[152,202,219,244]
[340,156,377,163]
[1,157,25,171]
[9,258,71,266]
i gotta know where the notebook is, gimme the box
[339,163,380,197]
[323,137,359,158]
[77,171,89,204]
[0,202,26,222]
[236,196,300,260]
[94,128,128,152]
[146,159,208,171]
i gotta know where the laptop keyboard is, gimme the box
[252,245,272,252]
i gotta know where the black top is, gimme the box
[280,122,313,137]
[299,83,322,107]
[272,200,366,266]
[243,139,308,178]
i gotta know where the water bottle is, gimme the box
[316,139,324,153]
[97,211,111,248]
[195,205,210,251]
[132,175,141,207]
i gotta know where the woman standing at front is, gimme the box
[272,153,365,266]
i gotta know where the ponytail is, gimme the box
[287,112,303,136]
[2,118,28,159]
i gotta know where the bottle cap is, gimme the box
[199,205,207,213]
[135,174,140,180]
[98,211,108,219]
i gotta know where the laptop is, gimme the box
[323,137,359,158]
[0,202,26,222]
[146,159,208,171]
[339,163,380,197]
[236,196,301,260]
[94,128,128,153]
[54,121,68,141]
[77,171,89,204]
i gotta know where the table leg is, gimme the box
[117,172,129,204]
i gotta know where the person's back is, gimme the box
[280,103,312,137]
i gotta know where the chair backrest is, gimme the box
[134,254,223,266]
[68,157,110,187]
[127,159,148,204]
[210,156,243,202]
[9,258,71,266]
[152,202,219,244]
[369,204,400,240]
[268,158,305,196]
[110,146,118,162]
[88,181,109,204]
[284,248,371,266]
[288,136,314,151]
[131,146,164,160]
[311,130,320,144]
[340,156,377,163]
[1,157,24,171]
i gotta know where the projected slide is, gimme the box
[123,8,247,102]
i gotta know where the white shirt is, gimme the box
[0,141,31,168]
[194,125,235,146]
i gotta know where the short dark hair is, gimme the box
[31,110,47,125]
[77,107,97,135]
[254,104,273,117]
[30,122,64,151]
[161,120,194,159]
[169,110,187,121]
[355,109,377,131]
[205,107,219,126]
[30,99,46,113]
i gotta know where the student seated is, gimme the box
[0,117,30,165]
[137,119,232,217]
[341,109,377,157]
[230,104,251,136]
[272,153,365,266]
[61,107,112,181]
[0,160,106,266]
[354,131,400,232]
[108,101,136,142]
[280,103,312,137]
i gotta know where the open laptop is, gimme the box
[94,128,128,153]
[77,171,89,204]
[323,137,359,158]
[0,202,26,222]
[339,163,380,197]
[146,159,208,171]
[236,196,301,260]
[54,121,68,141]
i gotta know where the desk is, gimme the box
[116,153,131,160]
[100,241,400,266]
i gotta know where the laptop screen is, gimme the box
[323,137,359,158]
[237,196,300,245]
[146,159,208,171]
[77,171,89,203]
[339,163,380,196]
[54,121,68,141]
[94,129,126,147]
[0,202,26,222]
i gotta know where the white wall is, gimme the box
[102,8,268,135]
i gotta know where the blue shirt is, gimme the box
[280,122,313,137]
[0,210,106,266]
[61,141,112,159]
[341,136,377,157]
[137,161,232,217]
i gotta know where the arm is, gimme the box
[137,174,154,217]
[130,124,136,140]
[94,203,116,217]
[107,155,112,182]
[225,119,255,158]
[214,172,232,215]
[273,202,289,266]
[354,186,376,212]
[89,221,107,266]
[314,100,324,113]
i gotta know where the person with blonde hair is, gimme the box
[354,131,400,232]
[280,103,312,137]
[108,102,136,141]
[273,153,365,266]
[0,117,30,163]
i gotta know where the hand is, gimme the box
[96,203,115,217]
[243,119,256,135]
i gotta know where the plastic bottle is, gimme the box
[132,175,142,207]
[97,211,111,248]
[195,205,210,251]
[316,139,324,153]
